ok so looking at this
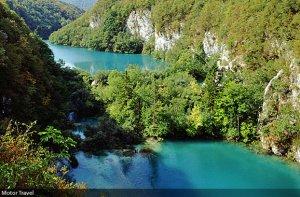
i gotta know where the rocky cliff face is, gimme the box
[259,40,299,159]
[202,31,245,83]
[296,148,300,163]
[126,9,181,51]
[202,31,300,161]
[89,16,100,28]
[154,31,180,51]
[203,31,246,70]
[126,10,154,42]
[290,58,300,109]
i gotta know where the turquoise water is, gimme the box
[47,42,300,190]
[69,140,300,189]
[45,41,162,73]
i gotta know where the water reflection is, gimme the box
[69,150,191,189]
[68,118,300,189]
[90,64,95,75]
[69,141,300,189]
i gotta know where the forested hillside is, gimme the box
[60,0,97,10]
[50,0,300,161]
[7,0,83,39]
[0,0,299,190]
[0,1,90,188]
[49,0,147,53]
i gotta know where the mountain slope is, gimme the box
[0,1,77,125]
[0,2,88,189]
[7,0,83,39]
[60,0,97,10]
[51,0,300,161]
[49,0,150,53]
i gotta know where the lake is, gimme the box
[47,43,300,192]
[45,41,162,73]
[69,121,300,190]
[70,142,300,190]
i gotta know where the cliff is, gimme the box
[49,0,300,161]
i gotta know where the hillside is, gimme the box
[7,0,83,39]
[0,1,88,189]
[49,0,149,53]
[50,0,300,161]
[60,0,97,10]
[0,0,300,190]
[0,0,98,128]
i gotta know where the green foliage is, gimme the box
[1,0,299,174]
[261,104,300,143]
[50,0,144,53]
[49,0,299,58]
[8,0,83,39]
[113,32,144,53]
[214,80,260,141]
[39,126,76,157]
[49,0,299,151]
[92,66,202,138]
[0,2,102,128]
[151,0,196,33]
[240,123,257,143]
[0,122,83,189]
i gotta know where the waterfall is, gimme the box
[68,112,77,122]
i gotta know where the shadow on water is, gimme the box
[68,150,193,190]
[68,119,300,197]
[69,151,205,197]
[67,142,300,197]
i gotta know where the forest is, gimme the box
[0,0,299,191]
[0,1,93,189]
[50,0,300,154]
[7,0,83,39]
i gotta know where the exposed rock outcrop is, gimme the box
[201,32,299,160]
[126,9,181,51]
[269,40,300,109]
[203,32,228,59]
[258,40,299,158]
[259,69,284,123]
[290,58,300,108]
[296,147,300,162]
[203,31,245,70]
[154,31,180,51]
[126,10,154,42]
[261,136,286,156]
[202,31,245,83]
[89,16,100,28]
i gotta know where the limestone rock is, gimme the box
[296,148,300,163]
[89,16,100,28]
[154,31,180,51]
[126,10,154,42]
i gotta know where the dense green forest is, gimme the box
[0,0,299,190]
[49,0,148,53]
[7,0,83,39]
[0,1,94,188]
[60,0,97,10]
[51,0,300,159]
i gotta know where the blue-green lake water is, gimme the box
[46,41,162,73]
[46,42,300,190]
[70,140,300,189]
